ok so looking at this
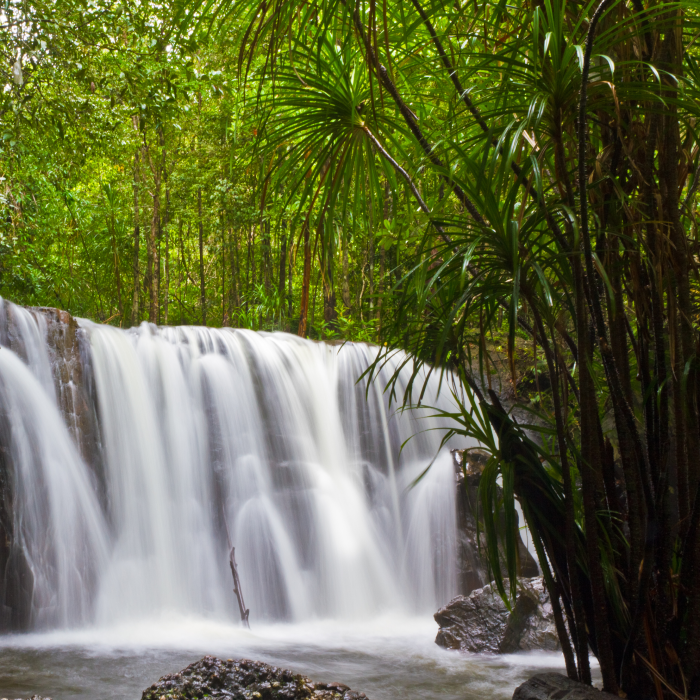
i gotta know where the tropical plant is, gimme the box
[175,0,700,695]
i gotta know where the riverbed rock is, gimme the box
[512,673,615,700]
[141,656,370,700]
[434,576,560,653]
[452,449,539,595]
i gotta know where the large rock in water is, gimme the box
[452,449,539,594]
[434,576,560,653]
[513,673,615,700]
[141,656,369,700]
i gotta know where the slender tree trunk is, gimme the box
[109,209,123,322]
[378,183,390,330]
[221,227,226,327]
[288,224,293,319]
[263,218,271,296]
[142,138,160,324]
[164,222,170,325]
[179,220,186,325]
[178,220,183,325]
[278,221,287,322]
[229,227,241,325]
[161,130,170,326]
[261,218,271,327]
[150,183,159,324]
[311,267,320,331]
[298,219,311,337]
[198,188,206,325]
[531,304,589,683]
[368,234,375,316]
[322,215,337,329]
[131,149,140,325]
[575,257,618,692]
[342,233,351,309]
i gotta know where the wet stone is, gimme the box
[434,576,560,654]
[141,656,369,700]
[512,673,616,700]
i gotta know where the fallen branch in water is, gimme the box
[229,546,250,628]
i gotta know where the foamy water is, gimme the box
[0,617,577,700]
[0,300,587,699]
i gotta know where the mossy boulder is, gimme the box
[141,656,369,700]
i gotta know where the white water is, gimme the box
[0,300,466,630]
[0,301,586,700]
[0,616,575,700]
[0,336,109,630]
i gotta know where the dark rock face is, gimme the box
[0,302,104,631]
[40,307,103,475]
[513,673,614,700]
[141,656,369,700]
[452,449,539,595]
[435,576,560,653]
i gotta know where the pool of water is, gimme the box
[0,616,596,700]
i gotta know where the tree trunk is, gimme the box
[164,222,170,326]
[229,227,241,325]
[142,137,160,325]
[297,219,311,337]
[109,207,123,323]
[288,224,293,319]
[342,233,351,309]
[278,220,287,321]
[221,225,226,327]
[161,130,170,326]
[321,215,337,329]
[198,188,206,325]
[131,149,140,325]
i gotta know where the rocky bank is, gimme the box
[513,674,616,700]
[434,576,560,653]
[141,656,369,700]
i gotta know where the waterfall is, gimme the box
[0,299,466,631]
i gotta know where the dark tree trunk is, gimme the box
[298,219,311,338]
[278,221,287,321]
[198,188,206,325]
[131,149,140,326]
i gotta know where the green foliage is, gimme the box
[3,0,700,694]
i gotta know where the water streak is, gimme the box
[0,300,466,629]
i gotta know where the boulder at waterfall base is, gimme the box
[434,576,560,653]
[513,673,616,700]
[141,656,369,700]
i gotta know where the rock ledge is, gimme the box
[141,656,369,700]
[513,673,616,700]
[435,576,560,653]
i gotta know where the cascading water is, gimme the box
[0,298,466,632]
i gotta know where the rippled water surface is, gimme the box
[0,617,588,700]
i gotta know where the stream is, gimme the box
[0,617,582,699]
[0,301,596,699]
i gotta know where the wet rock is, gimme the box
[0,696,52,700]
[451,449,539,595]
[141,656,370,700]
[0,302,102,472]
[434,576,560,653]
[35,307,104,484]
[0,302,105,632]
[513,673,614,700]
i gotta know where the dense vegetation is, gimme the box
[3,0,700,697]
[0,0,399,338]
